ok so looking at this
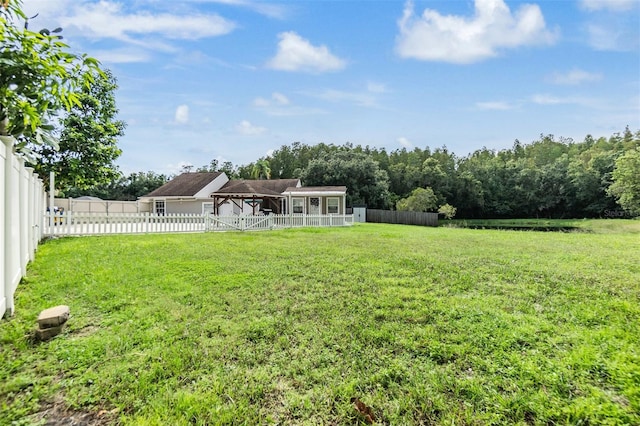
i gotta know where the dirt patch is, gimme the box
[29,398,117,426]
[72,325,100,338]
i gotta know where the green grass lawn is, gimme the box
[1,223,639,425]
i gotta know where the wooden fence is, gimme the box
[43,212,354,236]
[366,209,438,227]
[1,136,45,318]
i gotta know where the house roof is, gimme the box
[283,186,347,197]
[145,172,223,197]
[283,186,347,194]
[213,179,300,197]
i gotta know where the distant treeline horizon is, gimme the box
[69,127,640,219]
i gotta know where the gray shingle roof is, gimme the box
[145,172,223,197]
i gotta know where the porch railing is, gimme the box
[43,212,354,236]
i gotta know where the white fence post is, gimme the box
[3,136,21,317]
[1,136,46,318]
[19,159,29,274]
[0,136,7,316]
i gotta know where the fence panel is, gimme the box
[45,213,355,236]
[2,136,45,318]
[0,137,6,316]
[366,209,438,227]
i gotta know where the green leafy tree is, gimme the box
[608,147,640,216]
[396,187,438,212]
[301,150,390,208]
[438,203,457,219]
[250,158,271,180]
[0,1,101,154]
[195,158,238,178]
[30,69,125,192]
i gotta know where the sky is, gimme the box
[21,0,640,175]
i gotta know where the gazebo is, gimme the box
[210,179,300,215]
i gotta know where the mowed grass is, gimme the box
[1,223,639,425]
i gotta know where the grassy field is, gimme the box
[1,223,639,425]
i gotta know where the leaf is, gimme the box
[351,397,377,424]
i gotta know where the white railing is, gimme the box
[206,214,354,231]
[2,136,45,318]
[43,212,207,236]
[42,212,354,236]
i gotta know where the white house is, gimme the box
[140,172,229,215]
[139,172,348,216]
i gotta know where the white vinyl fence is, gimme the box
[43,212,354,236]
[1,136,45,318]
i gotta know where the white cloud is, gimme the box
[59,1,236,42]
[271,92,290,105]
[550,69,602,85]
[252,93,326,116]
[310,89,378,107]
[253,97,270,108]
[580,0,637,12]
[24,0,235,52]
[531,94,564,105]
[586,23,638,51]
[253,92,290,108]
[93,48,152,64]
[396,0,557,64]
[530,94,597,108]
[367,82,387,93]
[267,31,346,73]
[198,0,289,19]
[397,137,413,148]
[476,101,514,110]
[174,105,190,124]
[236,120,267,135]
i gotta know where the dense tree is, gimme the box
[608,147,640,215]
[438,203,457,220]
[228,129,638,218]
[250,159,271,180]
[396,187,437,212]
[0,0,100,155]
[300,150,390,208]
[30,69,125,191]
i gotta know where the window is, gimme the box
[202,202,214,215]
[154,200,166,215]
[292,198,304,214]
[327,198,339,214]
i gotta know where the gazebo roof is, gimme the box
[212,179,300,198]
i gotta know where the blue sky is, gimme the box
[23,0,640,175]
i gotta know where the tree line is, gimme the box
[101,128,638,219]
[253,130,640,218]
